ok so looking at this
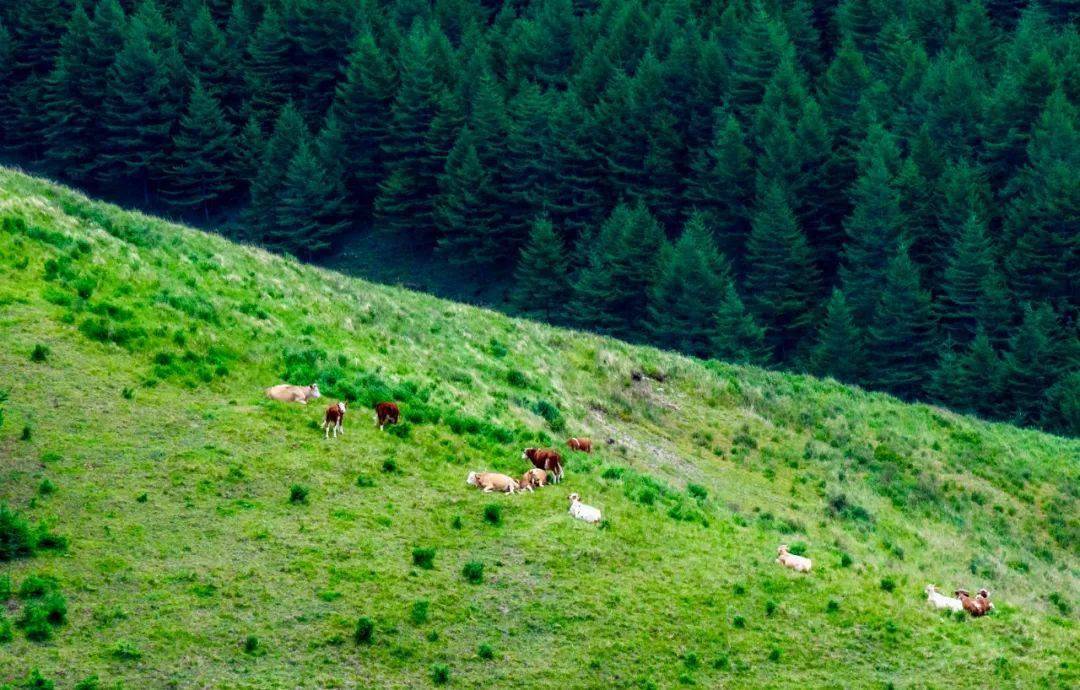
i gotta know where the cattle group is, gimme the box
[266,382,603,525]
[267,380,999,613]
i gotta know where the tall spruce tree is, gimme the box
[930,328,1008,419]
[99,14,184,201]
[743,184,821,358]
[711,282,771,366]
[939,214,1012,344]
[809,288,864,383]
[375,24,443,245]
[269,139,349,258]
[867,246,938,399]
[571,203,666,340]
[247,103,309,232]
[165,78,236,218]
[510,217,572,322]
[646,214,732,358]
[1004,303,1068,424]
[41,2,97,181]
[327,31,397,219]
[547,92,604,243]
[435,128,499,265]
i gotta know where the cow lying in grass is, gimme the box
[776,545,812,572]
[568,493,601,523]
[955,589,994,617]
[466,471,518,493]
[323,402,345,439]
[925,584,963,612]
[523,448,563,483]
[266,383,320,404]
[518,468,548,492]
[375,401,399,430]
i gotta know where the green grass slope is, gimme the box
[0,167,1077,689]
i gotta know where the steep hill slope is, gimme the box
[0,167,1077,689]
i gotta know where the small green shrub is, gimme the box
[839,553,854,568]
[289,484,309,504]
[356,475,375,488]
[827,600,840,613]
[450,515,462,529]
[426,630,439,642]
[412,547,436,570]
[687,484,708,500]
[880,577,897,593]
[768,648,781,662]
[431,663,450,685]
[244,635,260,654]
[478,643,494,659]
[382,459,398,473]
[463,560,484,584]
[20,669,54,690]
[0,614,12,642]
[787,542,808,556]
[38,479,57,496]
[18,605,53,641]
[765,601,777,616]
[506,369,529,388]
[410,599,430,625]
[18,574,58,599]
[732,584,746,596]
[732,616,745,628]
[0,574,9,598]
[601,467,625,480]
[74,676,101,690]
[483,503,502,525]
[21,424,32,441]
[136,493,148,503]
[110,639,142,660]
[354,616,374,644]
[684,651,699,669]
[0,504,36,561]
[121,387,134,400]
[30,344,50,362]
[1048,592,1071,616]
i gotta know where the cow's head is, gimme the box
[309,383,321,398]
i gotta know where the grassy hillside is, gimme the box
[0,167,1077,689]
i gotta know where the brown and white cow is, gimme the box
[323,401,346,439]
[523,448,563,483]
[374,402,400,430]
[567,437,593,453]
[518,467,548,492]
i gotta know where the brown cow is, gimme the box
[374,402,399,430]
[523,448,563,483]
[323,401,346,439]
[567,437,593,453]
[518,467,548,492]
[954,590,993,617]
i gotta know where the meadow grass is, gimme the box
[0,167,1077,688]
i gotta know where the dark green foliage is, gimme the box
[0,0,1077,436]
[483,504,502,525]
[809,289,863,382]
[30,343,49,362]
[410,599,430,625]
[412,546,436,569]
[0,504,36,561]
[868,247,938,399]
[572,203,666,340]
[510,217,571,322]
[20,669,54,690]
[288,484,309,504]
[431,663,450,685]
[478,643,494,659]
[164,79,236,217]
[647,214,731,358]
[463,560,484,584]
[743,184,822,358]
[880,577,897,592]
[354,616,374,644]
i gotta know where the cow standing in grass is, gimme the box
[523,448,563,483]
[323,402,346,439]
[375,402,399,430]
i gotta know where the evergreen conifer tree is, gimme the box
[809,289,864,383]
[269,139,349,258]
[165,79,236,218]
[510,217,572,322]
[711,283,771,366]
[435,128,499,265]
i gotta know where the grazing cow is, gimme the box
[374,402,400,430]
[266,383,321,404]
[523,448,563,483]
[467,471,518,493]
[518,468,548,492]
[925,585,963,612]
[775,545,812,573]
[567,493,601,523]
[954,590,993,617]
[567,437,593,453]
[323,402,346,439]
